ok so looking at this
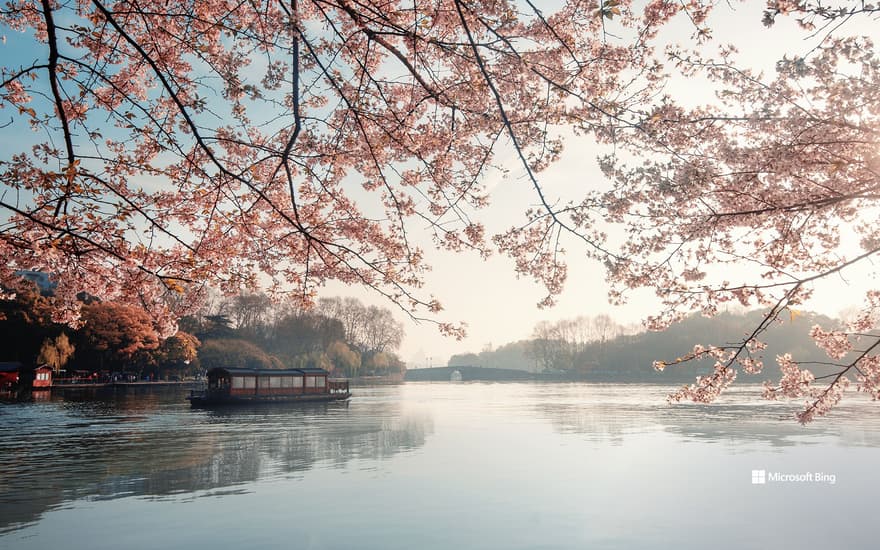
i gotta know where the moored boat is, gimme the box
[188,367,350,407]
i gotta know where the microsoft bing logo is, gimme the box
[750,468,836,485]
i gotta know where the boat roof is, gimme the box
[208,367,329,376]
[0,362,24,373]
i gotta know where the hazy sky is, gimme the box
[326,133,877,367]
[323,141,648,366]
[323,4,880,366]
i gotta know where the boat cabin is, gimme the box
[0,362,52,393]
[205,367,347,397]
[33,366,53,388]
[0,362,22,391]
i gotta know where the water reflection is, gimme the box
[4,382,880,550]
[532,384,880,449]
[0,386,432,534]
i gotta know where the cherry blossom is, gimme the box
[2,1,879,421]
[1,0,650,334]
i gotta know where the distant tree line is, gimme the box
[449,311,843,383]
[0,278,405,379]
[184,293,405,378]
[449,315,636,375]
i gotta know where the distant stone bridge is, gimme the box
[404,366,535,382]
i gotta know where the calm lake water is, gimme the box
[2,382,879,549]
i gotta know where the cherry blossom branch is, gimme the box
[789,337,880,423]
[335,0,444,103]
[82,0,455,323]
[453,0,619,261]
[40,0,76,219]
[0,198,192,287]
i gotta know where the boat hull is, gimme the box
[188,391,350,407]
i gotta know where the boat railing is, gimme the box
[328,380,350,394]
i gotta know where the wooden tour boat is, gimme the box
[188,367,350,407]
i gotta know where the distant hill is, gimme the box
[448,340,534,371]
[448,311,844,383]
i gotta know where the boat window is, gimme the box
[305,376,316,388]
[269,376,282,388]
[293,376,303,388]
[242,376,256,389]
[316,376,326,388]
[232,377,245,389]
[281,376,294,388]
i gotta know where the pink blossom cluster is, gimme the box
[856,355,880,401]
[737,357,763,375]
[667,363,736,404]
[809,325,852,360]
[761,354,854,423]
[762,354,813,400]
[795,379,849,424]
